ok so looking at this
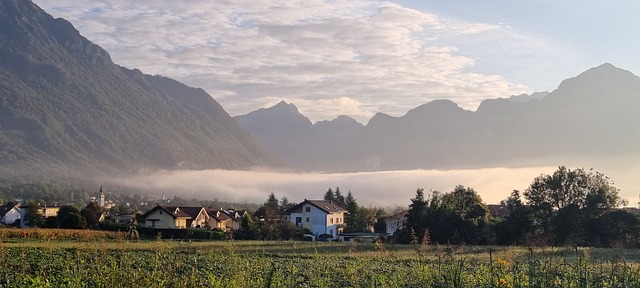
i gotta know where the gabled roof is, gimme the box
[178,206,207,219]
[487,204,510,217]
[222,209,245,220]
[207,210,233,222]
[0,202,20,216]
[383,210,408,221]
[142,205,194,219]
[287,200,347,214]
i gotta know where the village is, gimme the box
[0,184,520,242]
[0,185,397,241]
[3,167,640,247]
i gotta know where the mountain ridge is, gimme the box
[0,0,281,179]
[237,63,640,172]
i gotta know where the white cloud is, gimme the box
[33,0,561,123]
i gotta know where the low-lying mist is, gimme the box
[108,162,640,208]
[106,167,556,207]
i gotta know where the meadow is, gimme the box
[1,229,640,287]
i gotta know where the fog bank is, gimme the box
[111,167,570,207]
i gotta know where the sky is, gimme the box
[32,0,640,123]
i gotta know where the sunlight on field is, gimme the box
[3,239,640,287]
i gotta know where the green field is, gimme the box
[1,239,640,287]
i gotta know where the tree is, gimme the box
[344,191,359,232]
[323,188,335,202]
[22,201,44,228]
[236,212,257,240]
[404,188,428,241]
[494,190,534,245]
[441,185,488,223]
[255,193,281,240]
[280,196,291,209]
[524,166,624,210]
[524,167,626,246]
[255,193,280,220]
[265,193,279,211]
[374,209,387,233]
[335,187,346,208]
[81,202,103,228]
[57,205,87,229]
[594,210,640,247]
[354,206,378,232]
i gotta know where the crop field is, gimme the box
[1,235,640,287]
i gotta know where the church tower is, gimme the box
[99,186,105,208]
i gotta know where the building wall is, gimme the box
[207,218,228,230]
[175,218,187,228]
[40,207,60,218]
[145,210,180,228]
[2,207,22,225]
[325,212,345,239]
[189,209,208,228]
[386,218,404,235]
[288,203,346,239]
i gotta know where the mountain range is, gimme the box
[1,0,639,179]
[237,63,640,172]
[235,101,363,170]
[0,0,280,179]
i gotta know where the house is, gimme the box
[284,199,347,240]
[115,214,136,225]
[207,210,244,231]
[39,206,61,218]
[0,202,22,226]
[487,204,510,218]
[207,210,232,231]
[142,206,208,228]
[382,210,407,236]
[222,210,245,230]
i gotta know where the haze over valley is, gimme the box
[1,0,639,206]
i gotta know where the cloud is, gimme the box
[33,0,562,123]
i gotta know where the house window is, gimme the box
[305,206,311,212]
[329,229,333,236]
[159,210,162,214]
[295,217,302,226]
[306,217,309,223]
[330,218,333,224]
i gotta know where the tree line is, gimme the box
[397,166,637,248]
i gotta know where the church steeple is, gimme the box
[99,186,105,207]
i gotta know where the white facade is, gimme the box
[1,205,22,226]
[384,211,406,236]
[288,200,345,239]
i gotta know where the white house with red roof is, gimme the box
[284,199,347,240]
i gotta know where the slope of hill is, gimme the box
[235,101,364,170]
[0,0,280,178]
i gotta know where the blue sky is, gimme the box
[397,1,640,87]
[33,0,639,123]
